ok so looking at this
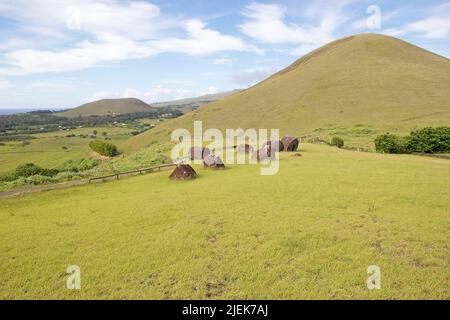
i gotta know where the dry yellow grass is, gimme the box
[123,34,450,154]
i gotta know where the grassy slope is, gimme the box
[0,127,132,175]
[58,98,153,118]
[123,34,450,154]
[1,144,448,299]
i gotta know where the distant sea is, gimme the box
[0,108,43,115]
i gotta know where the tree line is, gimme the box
[0,109,182,133]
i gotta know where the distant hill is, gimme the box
[123,33,450,152]
[152,90,241,113]
[58,90,241,118]
[58,98,154,118]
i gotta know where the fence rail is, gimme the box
[411,153,450,159]
[88,164,177,183]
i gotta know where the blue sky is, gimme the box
[0,0,449,109]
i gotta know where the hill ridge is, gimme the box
[58,97,153,118]
[121,33,450,153]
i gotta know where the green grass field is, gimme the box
[0,127,133,175]
[1,144,448,299]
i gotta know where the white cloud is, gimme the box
[232,68,275,86]
[0,0,166,40]
[0,38,30,51]
[382,28,408,37]
[379,4,450,40]
[407,17,450,39]
[144,86,194,102]
[27,81,75,89]
[0,1,255,75]
[351,18,367,30]
[206,86,219,95]
[123,88,141,99]
[143,85,173,102]
[152,20,255,55]
[290,43,322,56]
[119,85,194,103]
[173,89,193,100]
[239,2,351,48]
[238,1,359,57]
[0,35,157,75]
[212,58,233,66]
[352,10,400,31]
[91,90,119,101]
[240,3,315,44]
[0,78,13,89]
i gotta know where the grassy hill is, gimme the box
[1,144,448,299]
[123,33,450,154]
[58,98,154,118]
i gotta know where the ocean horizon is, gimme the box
[0,108,38,115]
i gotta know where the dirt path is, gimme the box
[0,180,88,198]
[0,166,176,199]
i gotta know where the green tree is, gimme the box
[407,127,450,153]
[89,140,118,157]
[13,163,59,178]
[374,134,409,154]
[331,137,344,148]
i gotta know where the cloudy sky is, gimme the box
[0,0,449,109]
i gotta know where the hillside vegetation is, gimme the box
[58,98,154,118]
[123,34,450,154]
[0,127,131,176]
[0,145,448,299]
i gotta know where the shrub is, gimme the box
[14,163,59,178]
[0,163,59,182]
[89,140,118,157]
[25,175,55,185]
[374,133,409,154]
[55,171,84,181]
[149,153,170,166]
[375,127,450,154]
[59,158,100,173]
[331,137,344,148]
[406,127,450,153]
[14,163,43,177]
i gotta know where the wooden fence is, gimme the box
[88,164,177,183]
